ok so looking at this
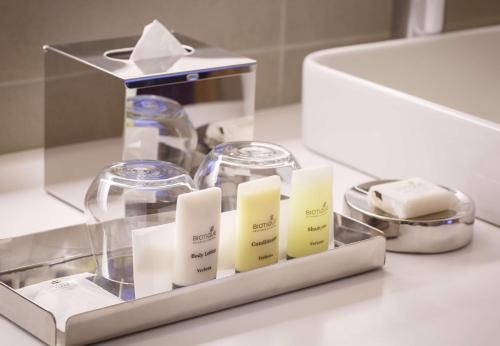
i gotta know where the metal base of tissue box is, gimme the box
[0,213,385,346]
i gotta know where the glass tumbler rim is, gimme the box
[101,159,195,189]
[210,141,297,169]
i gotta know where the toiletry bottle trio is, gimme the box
[172,166,334,286]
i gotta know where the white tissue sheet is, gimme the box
[130,19,185,62]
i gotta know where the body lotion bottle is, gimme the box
[235,175,281,272]
[173,187,221,287]
[287,166,333,258]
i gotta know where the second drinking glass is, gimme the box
[194,141,300,211]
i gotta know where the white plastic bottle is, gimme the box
[173,187,221,287]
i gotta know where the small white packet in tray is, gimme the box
[17,273,122,331]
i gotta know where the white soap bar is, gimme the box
[368,178,453,219]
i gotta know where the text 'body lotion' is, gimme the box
[173,187,221,287]
[236,175,281,272]
[287,166,333,258]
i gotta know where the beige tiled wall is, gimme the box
[445,0,500,31]
[0,0,499,154]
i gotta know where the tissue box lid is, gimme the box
[43,33,256,88]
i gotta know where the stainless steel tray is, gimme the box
[0,213,385,346]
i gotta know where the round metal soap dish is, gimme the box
[343,180,475,254]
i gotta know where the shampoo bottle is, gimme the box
[173,187,221,287]
[287,166,333,258]
[235,175,281,272]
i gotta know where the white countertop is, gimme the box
[2,104,500,346]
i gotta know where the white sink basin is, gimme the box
[303,25,500,225]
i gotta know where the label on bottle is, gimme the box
[235,176,281,273]
[252,214,277,232]
[250,213,278,263]
[305,201,329,218]
[190,225,218,274]
[237,209,280,272]
[287,167,333,259]
[173,188,221,287]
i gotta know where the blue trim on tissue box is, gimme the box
[125,64,255,88]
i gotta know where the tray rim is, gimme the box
[1,212,385,346]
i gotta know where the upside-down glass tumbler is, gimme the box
[123,95,198,172]
[84,160,197,285]
[194,141,300,211]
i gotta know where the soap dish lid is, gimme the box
[343,180,475,254]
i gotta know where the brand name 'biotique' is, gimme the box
[193,225,217,243]
[252,214,276,232]
[305,201,328,217]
